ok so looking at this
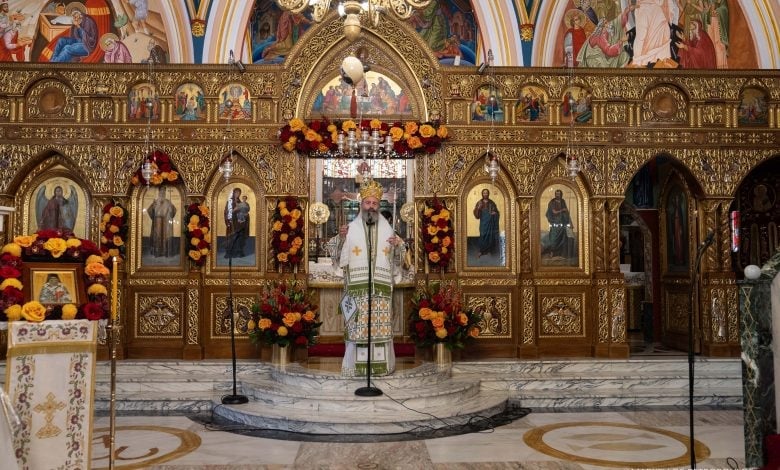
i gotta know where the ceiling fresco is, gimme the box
[0,0,776,68]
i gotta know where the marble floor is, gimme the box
[91,407,745,469]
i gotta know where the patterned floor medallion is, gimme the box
[523,421,711,468]
[91,425,201,470]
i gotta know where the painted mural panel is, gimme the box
[737,87,768,126]
[561,85,593,124]
[128,82,159,121]
[30,176,88,238]
[312,72,412,117]
[472,85,503,122]
[1,0,169,63]
[218,83,252,121]
[555,0,756,69]
[409,0,478,66]
[173,83,206,122]
[516,85,548,123]
[539,184,579,267]
[251,2,312,64]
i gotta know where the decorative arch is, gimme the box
[13,152,94,239]
[278,12,443,122]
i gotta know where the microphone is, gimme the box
[365,211,376,226]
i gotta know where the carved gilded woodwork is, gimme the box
[187,287,200,345]
[521,282,535,345]
[0,36,775,360]
[610,285,626,343]
[212,294,255,337]
[606,198,622,272]
[597,285,609,343]
[467,294,511,338]
[665,290,691,333]
[137,295,183,337]
[25,79,76,121]
[539,295,584,337]
[590,198,606,272]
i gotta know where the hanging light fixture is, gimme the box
[564,61,580,179]
[482,49,500,183]
[219,51,239,182]
[275,0,433,42]
[140,58,157,185]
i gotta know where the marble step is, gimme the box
[268,362,452,390]
[240,376,482,412]
[212,389,510,434]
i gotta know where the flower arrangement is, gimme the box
[408,282,481,350]
[248,280,321,348]
[185,203,211,266]
[270,196,304,269]
[278,118,449,156]
[421,197,453,270]
[99,200,128,263]
[0,230,110,322]
[131,149,180,186]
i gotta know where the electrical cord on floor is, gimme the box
[204,392,532,441]
[725,456,739,469]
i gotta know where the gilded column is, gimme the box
[518,198,533,274]
[606,198,622,273]
[590,198,606,273]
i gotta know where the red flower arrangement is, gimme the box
[99,200,128,263]
[270,196,304,269]
[278,118,449,156]
[248,279,321,347]
[408,282,481,350]
[421,197,453,269]
[186,203,211,266]
[0,230,109,322]
[131,150,180,186]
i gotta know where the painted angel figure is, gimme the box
[36,185,78,233]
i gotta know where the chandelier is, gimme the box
[275,0,433,42]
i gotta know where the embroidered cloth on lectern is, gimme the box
[6,320,97,470]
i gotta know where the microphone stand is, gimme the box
[687,230,714,468]
[355,214,382,397]
[222,229,248,404]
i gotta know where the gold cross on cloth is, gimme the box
[351,246,362,257]
[34,392,66,439]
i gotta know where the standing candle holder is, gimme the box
[108,256,121,470]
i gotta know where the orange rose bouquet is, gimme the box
[278,118,449,156]
[421,197,453,270]
[186,203,210,266]
[408,282,481,350]
[131,150,180,186]
[99,200,128,262]
[248,280,321,347]
[270,196,304,270]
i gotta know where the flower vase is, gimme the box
[271,343,292,367]
[434,342,451,367]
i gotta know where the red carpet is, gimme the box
[308,343,416,357]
